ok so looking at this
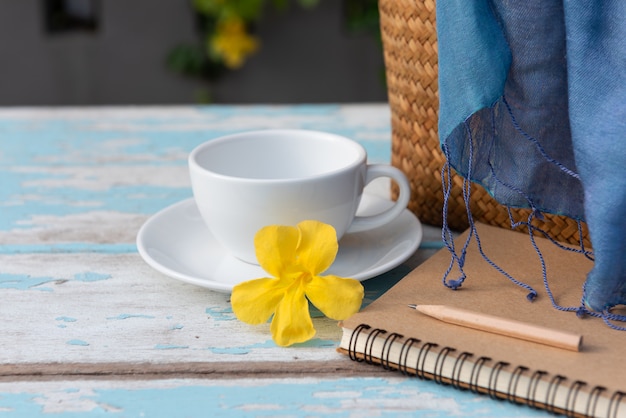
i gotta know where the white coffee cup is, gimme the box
[188,129,410,264]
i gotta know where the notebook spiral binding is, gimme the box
[347,324,625,418]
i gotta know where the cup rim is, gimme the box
[188,129,367,183]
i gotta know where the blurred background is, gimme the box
[0,0,387,106]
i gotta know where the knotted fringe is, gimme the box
[440,96,626,331]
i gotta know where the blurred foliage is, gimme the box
[343,0,384,86]
[343,0,380,36]
[167,0,381,101]
[168,0,319,81]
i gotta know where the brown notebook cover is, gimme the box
[339,223,625,418]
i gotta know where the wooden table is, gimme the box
[0,104,547,416]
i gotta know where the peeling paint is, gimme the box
[106,314,156,321]
[208,338,336,355]
[205,306,236,321]
[154,344,189,350]
[0,244,138,254]
[0,272,111,291]
[72,272,112,282]
[0,273,56,291]
[55,317,77,322]
[66,340,89,346]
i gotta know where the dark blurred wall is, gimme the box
[0,0,387,105]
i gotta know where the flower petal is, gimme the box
[305,275,364,320]
[231,277,286,325]
[270,282,315,346]
[254,225,300,277]
[295,220,338,275]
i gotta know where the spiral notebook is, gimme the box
[338,223,626,418]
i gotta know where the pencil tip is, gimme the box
[407,304,417,309]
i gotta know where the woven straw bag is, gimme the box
[380,0,590,246]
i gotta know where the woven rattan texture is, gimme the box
[379,0,589,246]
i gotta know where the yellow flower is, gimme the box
[231,220,365,346]
[209,17,259,69]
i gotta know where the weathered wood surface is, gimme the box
[0,105,545,416]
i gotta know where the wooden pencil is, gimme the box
[408,304,583,352]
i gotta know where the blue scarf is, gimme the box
[437,0,626,321]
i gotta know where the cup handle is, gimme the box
[347,164,411,233]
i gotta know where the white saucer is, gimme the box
[136,194,422,293]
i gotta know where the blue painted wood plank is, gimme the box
[0,377,548,417]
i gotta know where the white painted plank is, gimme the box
[0,253,347,364]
